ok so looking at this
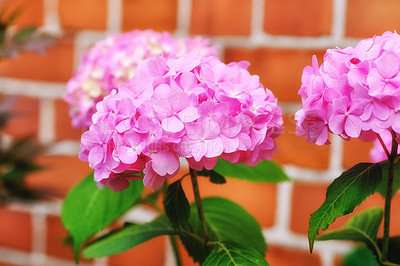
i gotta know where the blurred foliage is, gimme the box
[0,3,55,202]
[0,3,55,58]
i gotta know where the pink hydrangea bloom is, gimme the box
[64,30,217,130]
[80,54,283,191]
[295,31,400,161]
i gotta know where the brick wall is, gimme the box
[0,0,399,265]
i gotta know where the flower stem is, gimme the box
[189,167,209,242]
[382,131,397,262]
[376,133,391,159]
[169,235,182,266]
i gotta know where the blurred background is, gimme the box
[0,0,399,265]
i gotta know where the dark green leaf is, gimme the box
[203,242,269,266]
[61,173,144,262]
[377,160,400,197]
[213,158,289,183]
[190,197,266,256]
[12,26,36,42]
[83,215,175,258]
[198,169,226,184]
[377,236,400,264]
[343,246,379,266]
[163,179,190,230]
[179,231,209,263]
[318,207,383,259]
[308,163,382,251]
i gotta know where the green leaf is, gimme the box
[61,173,144,262]
[203,242,269,266]
[376,160,400,197]
[308,163,382,252]
[343,246,380,266]
[83,215,175,258]
[377,236,400,264]
[213,158,289,183]
[317,207,383,259]
[163,179,190,230]
[12,26,36,42]
[191,197,266,256]
[198,169,226,184]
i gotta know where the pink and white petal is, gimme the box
[344,115,362,138]
[178,106,200,122]
[376,51,400,79]
[205,137,224,158]
[328,114,346,135]
[151,151,180,176]
[220,135,239,153]
[162,116,184,132]
[117,146,138,164]
[88,146,105,168]
[191,140,207,162]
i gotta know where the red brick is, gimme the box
[58,0,107,30]
[46,215,94,263]
[264,0,332,36]
[346,0,400,38]
[122,0,177,32]
[290,182,329,235]
[0,262,19,266]
[3,96,39,139]
[342,138,373,169]
[266,245,321,266]
[180,174,277,228]
[108,236,166,266]
[26,155,92,198]
[291,181,400,237]
[224,48,326,102]
[190,0,251,36]
[0,207,32,251]
[275,113,330,169]
[0,37,74,81]
[2,0,43,27]
[55,99,85,141]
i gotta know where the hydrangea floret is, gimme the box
[79,54,283,191]
[64,30,217,130]
[295,31,400,158]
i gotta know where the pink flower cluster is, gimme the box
[64,30,217,130]
[295,31,400,159]
[79,54,283,191]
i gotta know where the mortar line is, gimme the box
[176,0,192,37]
[107,0,122,33]
[39,98,55,144]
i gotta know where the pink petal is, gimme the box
[204,137,224,158]
[151,151,180,176]
[345,115,362,138]
[162,116,184,132]
[376,51,400,79]
[329,114,346,135]
[177,106,199,122]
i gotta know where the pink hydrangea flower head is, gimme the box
[295,31,400,161]
[64,30,218,130]
[80,54,283,191]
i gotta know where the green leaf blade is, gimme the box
[193,197,266,256]
[61,173,144,261]
[317,207,383,259]
[203,242,269,266]
[213,158,289,183]
[163,179,190,229]
[83,216,175,258]
[308,163,382,252]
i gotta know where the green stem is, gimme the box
[169,235,182,266]
[382,131,397,262]
[189,167,209,242]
